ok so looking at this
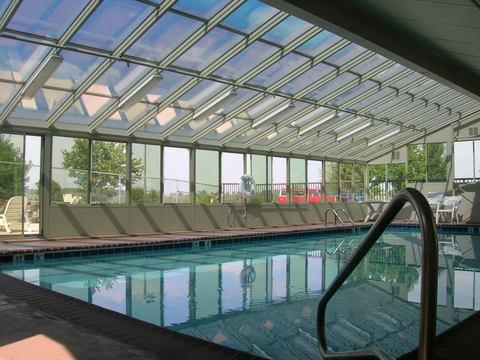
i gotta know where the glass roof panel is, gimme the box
[205,118,249,141]
[255,127,296,147]
[262,15,313,46]
[99,102,156,130]
[389,72,423,89]
[7,0,89,39]
[325,43,367,67]
[350,54,388,75]
[144,71,192,104]
[173,0,231,19]
[0,81,21,113]
[58,94,112,126]
[348,88,396,112]
[221,0,279,34]
[174,80,228,109]
[126,11,203,62]
[295,30,342,57]
[88,61,150,97]
[175,114,222,138]
[292,106,331,128]
[213,41,278,80]
[70,0,153,51]
[408,79,437,96]
[306,72,357,101]
[214,88,257,115]
[173,28,243,71]
[423,85,451,101]
[245,96,285,119]
[248,53,310,88]
[138,107,191,134]
[369,94,411,116]
[0,38,49,82]
[44,50,103,90]
[0,0,9,16]
[329,80,377,106]
[371,63,406,82]
[278,63,334,95]
[11,88,70,122]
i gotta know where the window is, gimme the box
[269,156,287,203]
[131,143,161,204]
[353,164,365,201]
[339,163,353,202]
[368,164,386,201]
[407,144,426,181]
[52,136,89,204]
[248,154,267,203]
[91,141,127,204]
[427,143,447,181]
[195,149,219,204]
[325,161,339,202]
[290,158,306,203]
[453,140,480,183]
[163,147,190,203]
[387,163,406,193]
[221,152,244,203]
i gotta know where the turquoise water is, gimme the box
[1,229,479,359]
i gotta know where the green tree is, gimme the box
[427,143,447,181]
[407,144,426,181]
[62,139,143,202]
[0,135,27,202]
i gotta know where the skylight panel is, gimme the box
[175,80,228,109]
[295,30,342,57]
[325,43,368,66]
[213,41,278,80]
[262,15,314,46]
[306,72,357,101]
[70,0,153,51]
[221,0,279,33]
[173,0,231,20]
[350,54,388,75]
[11,88,69,122]
[248,53,310,88]
[173,28,243,71]
[279,63,334,95]
[7,0,89,39]
[127,12,203,62]
[329,80,378,107]
[0,82,20,114]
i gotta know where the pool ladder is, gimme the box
[324,208,355,227]
[317,188,438,360]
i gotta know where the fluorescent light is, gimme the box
[215,121,233,134]
[252,102,293,128]
[336,120,374,141]
[367,128,401,146]
[193,91,237,120]
[23,54,63,99]
[119,74,162,110]
[299,112,337,135]
[266,131,278,140]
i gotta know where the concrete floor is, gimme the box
[0,293,161,360]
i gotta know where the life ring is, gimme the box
[240,175,256,197]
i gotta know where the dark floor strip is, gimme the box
[0,273,263,360]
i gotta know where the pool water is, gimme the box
[1,229,480,359]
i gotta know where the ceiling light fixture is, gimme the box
[367,127,402,146]
[252,102,294,128]
[336,120,374,141]
[119,74,162,110]
[23,54,64,99]
[193,90,237,120]
[299,111,337,136]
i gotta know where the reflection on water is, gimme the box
[2,230,480,359]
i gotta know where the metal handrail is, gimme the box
[335,208,355,226]
[317,188,438,360]
[325,208,345,226]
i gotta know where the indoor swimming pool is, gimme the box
[1,228,479,359]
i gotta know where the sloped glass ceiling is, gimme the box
[0,0,479,162]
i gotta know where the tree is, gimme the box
[62,139,143,203]
[0,135,28,202]
[407,144,426,181]
[427,143,447,181]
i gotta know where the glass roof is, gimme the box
[0,0,478,162]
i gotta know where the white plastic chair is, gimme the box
[426,192,444,214]
[436,195,462,224]
[0,196,26,233]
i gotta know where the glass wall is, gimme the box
[307,160,323,203]
[339,163,353,202]
[52,137,89,204]
[407,144,426,181]
[289,158,306,203]
[270,156,287,203]
[0,134,41,235]
[454,141,475,182]
[221,152,243,203]
[195,149,219,204]
[325,161,339,202]
[249,154,267,203]
[131,143,161,204]
[427,143,447,182]
[163,147,190,203]
[91,140,127,204]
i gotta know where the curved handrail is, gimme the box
[335,208,355,226]
[317,188,438,360]
[325,208,345,226]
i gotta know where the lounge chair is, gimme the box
[426,192,445,214]
[0,196,26,234]
[436,195,462,224]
